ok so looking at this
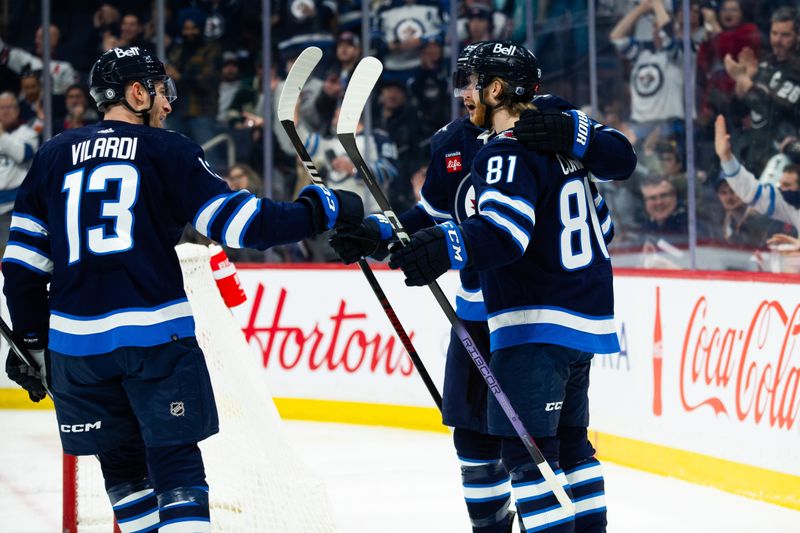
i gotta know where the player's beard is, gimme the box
[469,100,487,128]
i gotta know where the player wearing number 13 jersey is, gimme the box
[389,41,633,533]
[1,46,363,533]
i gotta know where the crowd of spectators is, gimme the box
[0,0,797,272]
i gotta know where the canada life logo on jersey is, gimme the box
[445,152,462,173]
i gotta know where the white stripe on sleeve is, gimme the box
[223,196,259,248]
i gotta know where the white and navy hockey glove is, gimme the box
[514,108,593,160]
[5,333,48,403]
[388,222,469,286]
[329,214,396,264]
[297,185,364,236]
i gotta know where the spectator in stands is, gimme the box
[306,31,363,133]
[60,83,98,132]
[610,0,686,143]
[0,24,78,95]
[696,0,761,128]
[639,174,689,242]
[714,178,786,247]
[272,1,337,69]
[0,92,38,253]
[780,164,800,192]
[408,38,448,141]
[461,5,494,47]
[143,2,177,50]
[302,107,398,226]
[202,0,247,52]
[725,6,800,176]
[373,0,445,82]
[217,52,242,127]
[17,68,42,124]
[222,163,268,262]
[102,12,149,52]
[166,8,221,150]
[374,79,419,212]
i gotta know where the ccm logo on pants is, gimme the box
[61,421,102,432]
[545,402,563,412]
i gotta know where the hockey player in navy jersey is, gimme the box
[386,41,626,532]
[332,41,634,532]
[2,46,363,532]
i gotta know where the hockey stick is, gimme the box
[0,316,52,398]
[277,47,442,410]
[338,56,574,514]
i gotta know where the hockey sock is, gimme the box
[563,459,606,533]
[502,437,574,533]
[107,478,159,533]
[454,428,513,533]
[157,486,211,532]
[147,443,210,531]
[559,426,606,533]
[98,439,159,532]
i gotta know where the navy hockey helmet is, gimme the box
[89,46,176,113]
[452,41,541,101]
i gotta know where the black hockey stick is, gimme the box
[277,47,442,410]
[0,315,51,398]
[338,56,574,513]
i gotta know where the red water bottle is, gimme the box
[209,245,247,308]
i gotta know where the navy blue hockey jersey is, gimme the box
[460,129,620,354]
[400,94,629,323]
[2,120,317,356]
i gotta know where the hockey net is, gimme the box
[63,243,338,532]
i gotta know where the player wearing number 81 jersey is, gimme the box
[389,41,628,533]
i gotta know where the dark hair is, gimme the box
[771,6,799,33]
[783,163,800,176]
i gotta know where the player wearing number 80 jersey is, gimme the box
[2,46,363,533]
[389,41,628,533]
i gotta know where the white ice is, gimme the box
[1,409,798,533]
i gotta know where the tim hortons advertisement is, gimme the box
[231,265,454,406]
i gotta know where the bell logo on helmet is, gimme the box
[113,46,141,58]
[492,43,517,56]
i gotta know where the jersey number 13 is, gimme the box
[63,163,140,264]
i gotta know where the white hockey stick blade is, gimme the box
[337,56,383,135]
[277,46,323,122]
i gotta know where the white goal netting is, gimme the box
[67,243,338,532]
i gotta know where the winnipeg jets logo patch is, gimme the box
[445,152,462,173]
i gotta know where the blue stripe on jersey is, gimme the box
[50,316,196,356]
[455,285,487,321]
[490,322,619,354]
[488,305,619,354]
[49,299,195,356]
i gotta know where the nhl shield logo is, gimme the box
[170,402,185,417]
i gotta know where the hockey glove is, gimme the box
[5,334,48,402]
[329,214,396,264]
[514,109,594,160]
[388,222,469,287]
[297,185,365,236]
